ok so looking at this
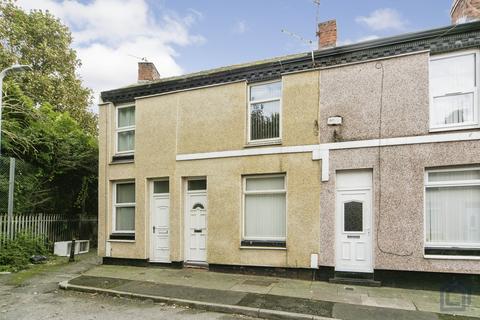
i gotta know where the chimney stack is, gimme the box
[138,61,160,83]
[451,0,480,24]
[317,20,337,50]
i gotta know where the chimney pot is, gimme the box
[451,0,480,24]
[138,61,160,83]
[317,20,337,50]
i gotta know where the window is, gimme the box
[429,51,479,130]
[248,81,282,143]
[116,105,135,153]
[425,167,480,249]
[188,179,207,191]
[344,201,363,232]
[113,182,135,233]
[243,175,286,241]
[153,180,169,194]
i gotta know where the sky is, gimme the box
[16,0,453,106]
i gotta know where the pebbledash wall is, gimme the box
[98,23,480,277]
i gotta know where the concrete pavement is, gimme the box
[60,264,480,320]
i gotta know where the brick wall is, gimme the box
[317,20,337,49]
[451,0,480,24]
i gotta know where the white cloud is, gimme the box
[233,20,248,34]
[16,0,205,107]
[356,8,408,31]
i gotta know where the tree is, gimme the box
[0,0,96,134]
[1,81,98,215]
[0,1,98,215]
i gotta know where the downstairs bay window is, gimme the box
[112,182,136,238]
[242,175,286,247]
[425,167,480,255]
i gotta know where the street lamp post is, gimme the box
[0,64,32,156]
[0,64,31,239]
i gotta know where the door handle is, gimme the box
[194,229,202,233]
[153,226,156,233]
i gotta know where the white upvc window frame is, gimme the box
[242,174,287,241]
[115,104,135,155]
[112,181,136,234]
[424,166,480,249]
[247,80,283,145]
[429,50,480,132]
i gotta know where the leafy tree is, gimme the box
[0,1,98,215]
[0,0,96,134]
[1,82,97,215]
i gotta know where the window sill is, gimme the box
[429,124,480,133]
[111,153,134,164]
[107,239,136,243]
[109,233,135,240]
[245,140,282,148]
[241,240,286,248]
[424,247,480,259]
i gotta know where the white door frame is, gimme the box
[335,170,373,273]
[183,178,207,263]
[150,180,170,263]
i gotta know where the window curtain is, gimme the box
[426,185,480,245]
[245,193,286,239]
[117,130,135,152]
[118,107,135,128]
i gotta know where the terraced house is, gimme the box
[98,1,480,284]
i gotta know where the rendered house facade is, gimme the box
[98,18,480,280]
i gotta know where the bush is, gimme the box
[0,232,50,272]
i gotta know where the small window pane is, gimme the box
[250,100,280,140]
[250,82,281,101]
[246,177,284,191]
[344,201,363,232]
[116,207,135,231]
[429,169,480,182]
[116,183,135,203]
[188,179,207,191]
[118,106,135,128]
[430,54,475,96]
[154,180,169,193]
[117,130,135,152]
[432,93,474,126]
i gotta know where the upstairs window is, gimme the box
[116,105,135,154]
[248,81,282,143]
[429,51,479,131]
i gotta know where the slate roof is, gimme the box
[101,21,480,104]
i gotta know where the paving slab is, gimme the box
[361,295,416,310]
[332,303,439,320]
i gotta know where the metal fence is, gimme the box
[0,156,98,247]
[0,213,98,247]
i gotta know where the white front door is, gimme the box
[335,170,373,273]
[151,194,170,263]
[185,179,207,263]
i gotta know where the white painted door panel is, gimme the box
[151,195,170,262]
[186,192,207,262]
[335,171,373,273]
